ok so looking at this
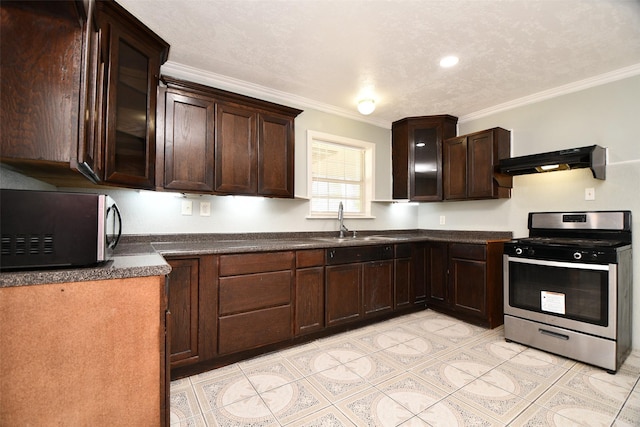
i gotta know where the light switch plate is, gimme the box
[181,200,193,215]
[200,201,211,216]
[585,188,595,201]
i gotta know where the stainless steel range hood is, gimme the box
[498,145,606,180]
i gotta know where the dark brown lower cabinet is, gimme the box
[325,245,395,328]
[167,241,504,380]
[414,242,448,307]
[422,241,505,328]
[217,251,294,354]
[394,244,413,310]
[422,242,449,311]
[295,250,325,335]
[166,255,217,369]
[326,263,362,327]
[363,260,394,317]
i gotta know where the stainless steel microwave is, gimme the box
[0,189,122,271]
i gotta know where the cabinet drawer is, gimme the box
[219,271,292,315]
[219,251,294,276]
[296,250,324,268]
[218,305,291,354]
[449,243,486,260]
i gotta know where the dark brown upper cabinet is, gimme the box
[0,1,86,182]
[158,88,216,192]
[443,127,512,200]
[392,115,458,201]
[0,0,168,189]
[158,77,302,198]
[215,102,258,194]
[94,0,169,189]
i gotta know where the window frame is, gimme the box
[306,130,375,219]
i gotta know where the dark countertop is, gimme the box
[0,229,512,288]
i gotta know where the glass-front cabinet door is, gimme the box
[392,115,458,201]
[410,125,441,200]
[96,1,168,189]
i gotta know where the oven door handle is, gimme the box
[538,328,570,341]
[507,257,610,271]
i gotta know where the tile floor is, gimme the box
[170,309,640,426]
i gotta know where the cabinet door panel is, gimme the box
[425,243,448,309]
[167,258,199,365]
[363,260,394,317]
[215,103,257,194]
[450,257,487,319]
[0,3,81,163]
[443,136,468,200]
[467,131,494,198]
[410,125,441,201]
[258,113,294,197]
[218,305,291,354]
[164,92,215,191]
[295,267,325,335]
[326,264,361,327]
[394,258,412,310]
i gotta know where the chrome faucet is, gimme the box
[338,201,349,238]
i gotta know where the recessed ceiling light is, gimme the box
[439,55,459,68]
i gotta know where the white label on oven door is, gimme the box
[541,291,566,315]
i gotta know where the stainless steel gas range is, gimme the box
[503,211,633,373]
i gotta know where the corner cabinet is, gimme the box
[392,115,458,201]
[443,128,512,200]
[93,0,169,189]
[423,241,506,328]
[158,77,302,198]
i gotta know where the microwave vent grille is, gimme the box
[1,234,55,257]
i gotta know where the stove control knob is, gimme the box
[527,248,535,256]
[515,248,523,255]
[573,252,582,260]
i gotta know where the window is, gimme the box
[307,131,374,218]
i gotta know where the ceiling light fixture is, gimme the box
[439,55,459,68]
[357,99,375,115]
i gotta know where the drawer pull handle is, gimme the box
[539,328,569,341]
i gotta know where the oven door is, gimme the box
[504,255,616,339]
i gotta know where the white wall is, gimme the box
[418,74,640,349]
[0,107,417,235]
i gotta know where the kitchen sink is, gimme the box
[312,235,409,243]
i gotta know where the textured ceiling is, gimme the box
[117,0,640,127]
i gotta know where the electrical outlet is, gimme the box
[585,188,595,201]
[181,200,193,215]
[439,215,446,225]
[200,201,211,216]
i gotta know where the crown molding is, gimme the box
[160,61,392,129]
[162,61,640,130]
[458,63,640,123]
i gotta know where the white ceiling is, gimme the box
[118,0,640,128]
